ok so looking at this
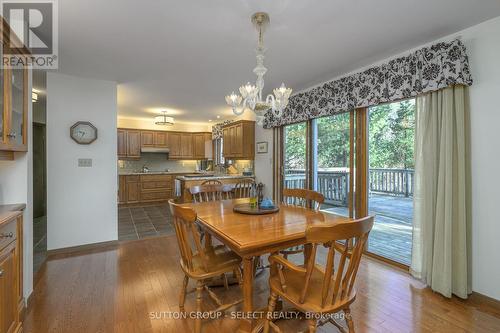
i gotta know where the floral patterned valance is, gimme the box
[263,39,473,128]
[212,120,234,139]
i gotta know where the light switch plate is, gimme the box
[78,158,92,167]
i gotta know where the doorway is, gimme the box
[32,70,47,276]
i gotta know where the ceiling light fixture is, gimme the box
[225,12,292,125]
[154,111,174,126]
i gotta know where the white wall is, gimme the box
[47,73,117,250]
[259,16,500,300]
[0,71,34,300]
[254,125,274,198]
[458,17,500,300]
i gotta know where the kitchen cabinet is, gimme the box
[168,132,181,158]
[118,175,127,204]
[0,22,29,159]
[119,174,175,205]
[180,133,193,158]
[125,176,140,203]
[154,132,168,147]
[118,129,211,160]
[222,120,255,159]
[0,206,24,333]
[117,130,127,158]
[193,133,205,159]
[117,129,141,159]
[127,130,141,158]
[140,131,154,147]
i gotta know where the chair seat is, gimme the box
[270,265,355,313]
[184,245,241,278]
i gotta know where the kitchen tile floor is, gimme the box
[118,204,174,241]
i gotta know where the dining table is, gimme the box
[181,198,354,333]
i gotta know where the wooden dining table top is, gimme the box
[182,198,353,257]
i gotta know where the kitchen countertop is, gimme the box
[0,203,25,227]
[176,174,255,181]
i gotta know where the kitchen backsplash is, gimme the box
[118,154,255,174]
[118,153,199,172]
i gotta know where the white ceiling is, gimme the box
[54,0,500,124]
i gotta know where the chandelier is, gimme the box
[225,12,292,124]
[154,111,174,125]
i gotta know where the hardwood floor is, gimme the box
[24,235,500,333]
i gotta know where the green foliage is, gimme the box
[283,100,415,171]
[284,123,306,169]
[368,100,415,169]
[316,113,350,168]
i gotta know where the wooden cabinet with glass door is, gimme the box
[0,39,29,158]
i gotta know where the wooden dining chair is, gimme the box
[263,216,374,333]
[233,178,255,198]
[168,200,243,333]
[280,188,325,259]
[190,184,223,203]
[201,179,222,186]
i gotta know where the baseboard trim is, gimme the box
[47,240,119,258]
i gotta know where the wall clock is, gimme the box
[70,121,98,144]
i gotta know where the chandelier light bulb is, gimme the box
[225,92,242,107]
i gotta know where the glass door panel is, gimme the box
[10,65,26,146]
[312,113,352,217]
[283,122,307,190]
[367,100,415,265]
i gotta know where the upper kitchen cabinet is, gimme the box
[168,132,181,158]
[140,131,154,147]
[118,129,212,160]
[193,133,213,159]
[180,133,193,158]
[222,120,255,160]
[154,131,168,147]
[117,129,141,159]
[0,28,29,158]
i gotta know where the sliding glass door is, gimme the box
[279,104,414,266]
[283,122,307,189]
[367,100,415,265]
[312,113,353,217]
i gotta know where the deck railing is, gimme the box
[284,168,414,205]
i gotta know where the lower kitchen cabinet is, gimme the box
[0,207,24,333]
[119,174,174,205]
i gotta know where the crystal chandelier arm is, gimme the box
[232,98,247,116]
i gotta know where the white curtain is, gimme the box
[411,85,472,299]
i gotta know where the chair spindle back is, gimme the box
[233,178,255,198]
[168,200,209,272]
[282,188,325,211]
[302,216,374,308]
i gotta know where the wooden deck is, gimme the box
[324,194,413,265]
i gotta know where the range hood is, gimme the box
[140,147,170,153]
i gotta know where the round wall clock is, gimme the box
[70,121,98,144]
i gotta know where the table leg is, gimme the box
[239,256,255,333]
[304,243,312,266]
